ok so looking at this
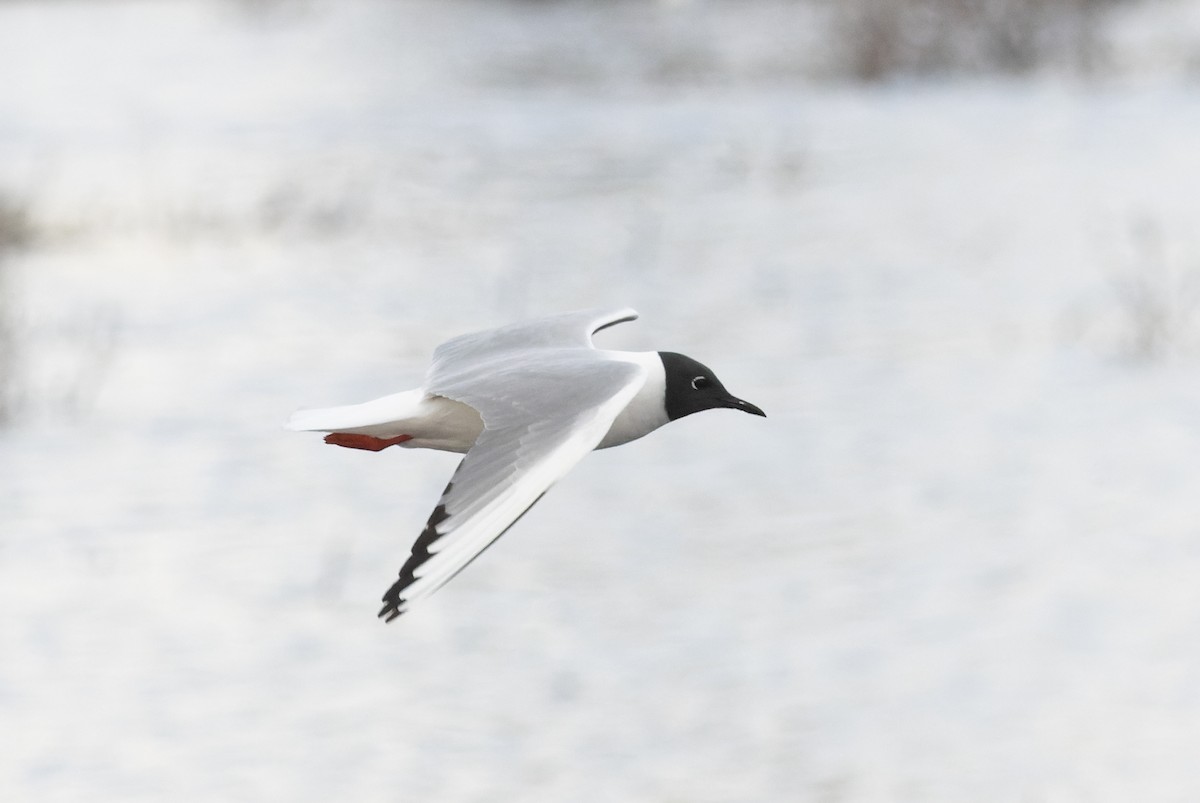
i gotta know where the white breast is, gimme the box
[596,351,668,449]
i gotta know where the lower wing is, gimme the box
[379,366,644,620]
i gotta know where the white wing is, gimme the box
[380,355,645,620]
[427,306,637,384]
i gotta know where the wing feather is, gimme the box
[427,307,637,387]
[379,357,645,620]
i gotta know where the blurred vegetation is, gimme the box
[1061,219,1200,362]
[827,0,1131,81]
[1108,220,1200,362]
[0,191,35,426]
[0,192,34,253]
[469,0,1144,88]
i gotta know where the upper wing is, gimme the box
[379,355,646,621]
[426,307,637,386]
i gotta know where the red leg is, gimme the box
[324,433,414,451]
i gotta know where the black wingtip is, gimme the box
[376,494,453,624]
[379,587,407,623]
[378,600,404,623]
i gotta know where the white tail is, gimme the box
[285,389,484,453]
[285,389,426,435]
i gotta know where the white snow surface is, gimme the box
[5,1,1200,801]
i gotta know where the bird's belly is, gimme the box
[399,395,485,453]
[596,420,644,449]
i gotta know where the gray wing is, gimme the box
[379,353,646,621]
[426,307,637,386]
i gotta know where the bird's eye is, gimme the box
[691,376,711,390]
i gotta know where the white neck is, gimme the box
[596,351,669,449]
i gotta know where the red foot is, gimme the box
[324,433,414,451]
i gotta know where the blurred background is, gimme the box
[4,0,1200,800]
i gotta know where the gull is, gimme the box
[287,307,765,621]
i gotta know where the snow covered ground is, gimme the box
[4,1,1200,800]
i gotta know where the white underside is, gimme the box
[285,389,484,453]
